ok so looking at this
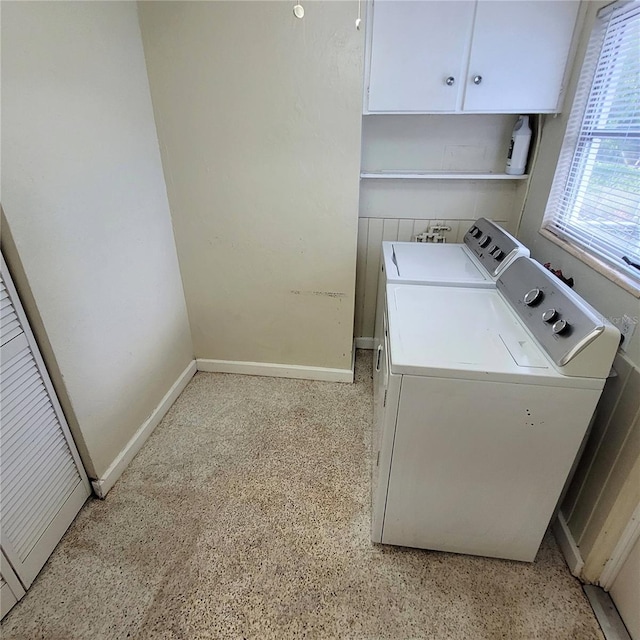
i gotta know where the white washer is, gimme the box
[372,257,619,562]
[373,218,529,362]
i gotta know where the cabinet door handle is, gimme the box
[445,76,455,86]
[473,75,483,85]
[376,345,383,372]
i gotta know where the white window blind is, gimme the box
[542,0,640,284]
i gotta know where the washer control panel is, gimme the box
[498,257,607,367]
[463,218,529,277]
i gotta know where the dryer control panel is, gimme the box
[498,257,619,377]
[464,218,529,277]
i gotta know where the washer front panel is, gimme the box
[380,373,602,561]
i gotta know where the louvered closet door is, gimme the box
[1,277,22,345]
[1,549,25,619]
[0,254,90,595]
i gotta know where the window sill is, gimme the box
[539,228,640,299]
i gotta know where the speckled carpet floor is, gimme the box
[2,352,603,640]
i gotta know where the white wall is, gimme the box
[355,113,527,341]
[138,0,363,373]
[517,0,640,585]
[1,2,194,480]
[517,2,639,367]
[360,114,524,221]
[361,115,519,175]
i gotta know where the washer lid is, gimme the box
[386,284,566,384]
[384,242,492,286]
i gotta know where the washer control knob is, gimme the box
[469,226,482,238]
[552,319,570,335]
[542,309,558,323]
[479,234,492,248]
[524,288,543,306]
[492,248,505,261]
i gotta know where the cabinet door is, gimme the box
[367,0,475,112]
[463,0,580,112]
[0,256,91,589]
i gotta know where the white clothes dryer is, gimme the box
[382,217,529,288]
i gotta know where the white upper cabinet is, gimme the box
[366,0,580,114]
[368,1,475,112]
[464,1,581,112]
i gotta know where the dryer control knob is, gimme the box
[542,309,558,323]
[552,319,570,335]
[524,288,543,306]
[479,234,492,248]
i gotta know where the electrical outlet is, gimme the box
[619,314,636,352]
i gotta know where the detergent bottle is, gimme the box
[506,115,532,175]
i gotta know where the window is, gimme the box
[542,0,640,290]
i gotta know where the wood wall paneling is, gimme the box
[569,363,640,543]
[562,355,634,521]
[354,218,369,341]
[361,219,383,341]
[557,352,640,584]
[583,450,640,583]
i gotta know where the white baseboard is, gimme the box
[355,337,375,349]
[196,358,353,383]
[91,360,197,498]
[553,512,584,577]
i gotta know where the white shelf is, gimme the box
[360,171,528,180]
